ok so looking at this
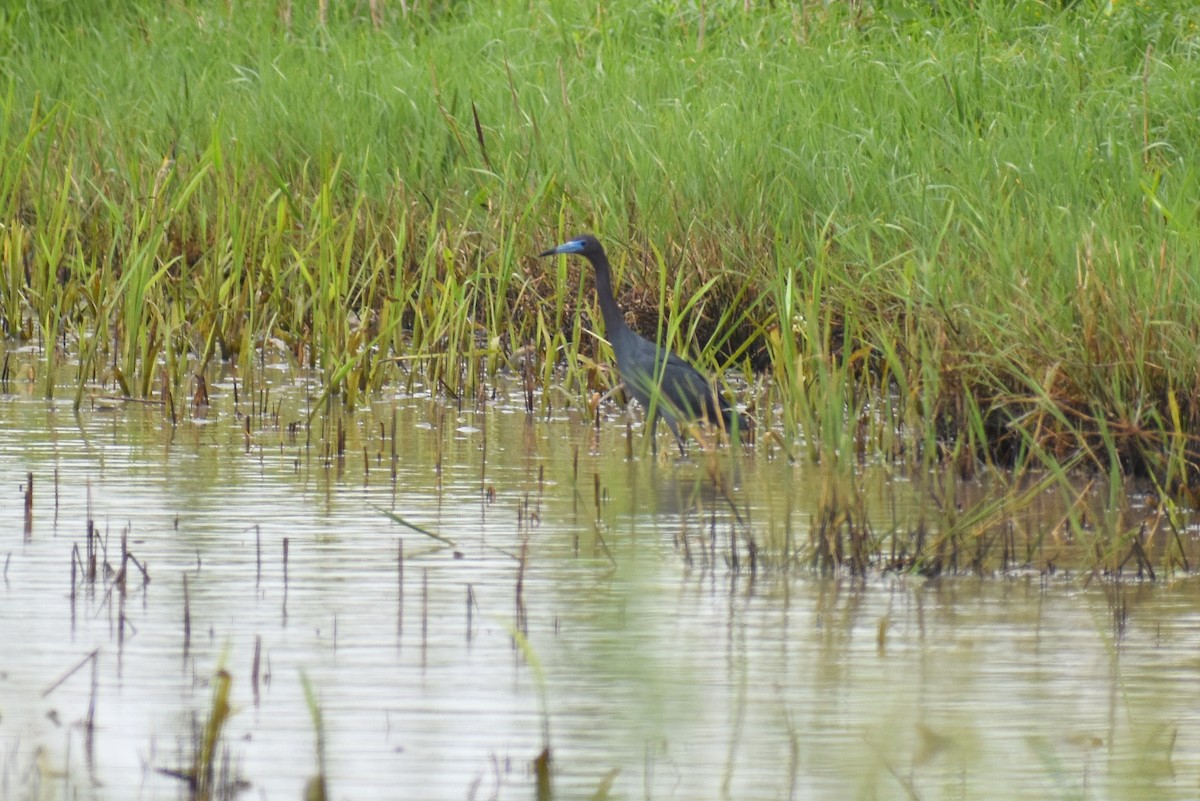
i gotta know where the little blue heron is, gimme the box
[539,234,749,454]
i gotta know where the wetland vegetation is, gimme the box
[3,2,1200,796]
[4,0,1200,484]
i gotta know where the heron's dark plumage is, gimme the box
[539,234,748,453]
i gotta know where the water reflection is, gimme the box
[0,372,1197,800]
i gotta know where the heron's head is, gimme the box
[539,234,603,259]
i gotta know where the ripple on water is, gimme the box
[1,382,1199,800]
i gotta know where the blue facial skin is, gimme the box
[542,239,586,256]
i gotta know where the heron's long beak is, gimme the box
[539,240,584,257]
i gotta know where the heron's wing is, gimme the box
[623,346,721,421]
[612,332,727,420]
[661,359,723,419]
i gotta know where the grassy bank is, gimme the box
[2,0,1199,489]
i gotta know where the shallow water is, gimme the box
[1,368,1199,801]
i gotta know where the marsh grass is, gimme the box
[3,0,1200,504]
[157,666,244,801]
[300,671,329,801]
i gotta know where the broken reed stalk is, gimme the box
[390,405,398,481]
[24,471,33,540]
[183,572,191,656]
[724,500,738,571]
[466,583,475,642]
[119,526,129,595]
[118,579,127,655]
[421,568,428,665]
[515,539,528,634]
[67,543,77,625]
[87,518,97,581]
[42,648,100,698]
[480,421,488,501]
[86,647,98,759]
[251,635,262,707]
[282,537,290,622]
[397,539,404,640]
[679,517,694,567]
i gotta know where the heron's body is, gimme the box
[539,234,747,453]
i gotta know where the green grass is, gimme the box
[2,0,1200,491]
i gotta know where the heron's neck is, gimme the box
[590,253,628,336]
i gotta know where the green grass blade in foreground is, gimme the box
[299,671,329,801]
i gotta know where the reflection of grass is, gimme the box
[507,625,554,799]
[508,626,551,752]
[679,444,1197,577]
[507,624,626,801]
[6,2,1200,501]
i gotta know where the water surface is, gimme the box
[1,369,1198,800]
